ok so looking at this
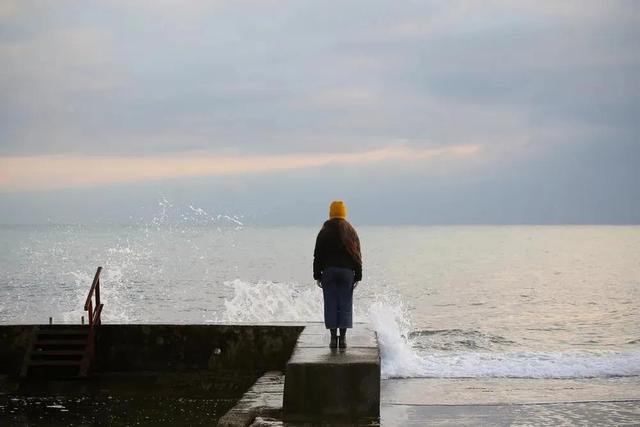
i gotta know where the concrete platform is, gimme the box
[283,322,380,422]
[294,324,378,349]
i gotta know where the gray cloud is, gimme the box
[1,1,637,154]
[0,0,638,223]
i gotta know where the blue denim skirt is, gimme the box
[321,266,355,329]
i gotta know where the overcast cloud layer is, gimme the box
[0,1,638,224]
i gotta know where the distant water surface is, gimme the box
[1,223,639,413]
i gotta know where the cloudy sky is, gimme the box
[0,0,638,224]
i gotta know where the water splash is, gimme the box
[216,278,426,377]
[62,270,92,324]
[366,293,640,379]
[219,280,640,379]
[218,279,324,323]
[147,196,244,230]
[55,198,245,324]
[368,296,426,378]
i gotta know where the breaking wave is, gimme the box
[221,280,640,380]
[218,279,325,323]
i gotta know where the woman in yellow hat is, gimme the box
[313,200,362,349]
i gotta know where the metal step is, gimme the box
[21,326,91,379]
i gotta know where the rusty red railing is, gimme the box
[81,266,103,375]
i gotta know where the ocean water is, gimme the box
[1,211,640,422]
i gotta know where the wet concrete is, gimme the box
[283,323,380,422]
[293,324,378,349]
[2,323,384,425]
[380,377,640,426]
[0,324,304,425]
[216,322,381,426]
[218,371,285,427]
[0,395,235,426]
[381,401,640,426]
[381,377,640,406]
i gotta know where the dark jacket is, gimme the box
[313,219,362,282]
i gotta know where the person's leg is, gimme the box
[322,268,339,348]
[336,269,354,349]
[335,269,354,328]
[338,327,347,348]
[322,269,337,329]
[330,328,338,349]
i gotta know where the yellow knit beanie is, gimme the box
[329,200,347,219]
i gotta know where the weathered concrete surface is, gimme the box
[0,325,33,376]
[97,324,303,372]
[0,324,303,400]
[218,371,285,427]
[294,323,378,349]
[283,322,380,422]
[0,324,303,377]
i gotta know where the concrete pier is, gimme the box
[1,323,380,425]
[283,323,380,422]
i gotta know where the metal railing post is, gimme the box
[82,266,104,374]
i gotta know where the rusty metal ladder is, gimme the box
[20,267,104,379]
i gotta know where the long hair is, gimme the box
[333,219,362,266]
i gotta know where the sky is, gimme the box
[0,0,638,225]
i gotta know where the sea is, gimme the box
[1,207,639,425]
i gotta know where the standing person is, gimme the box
[313,200,362,349]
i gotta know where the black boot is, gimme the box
[329,335,338,349]
[338,335,347,349]
[329,329,338,349]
